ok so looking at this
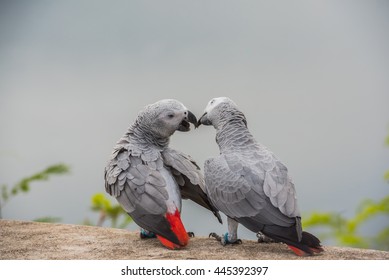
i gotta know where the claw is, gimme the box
[209,232,222,242]
[256,232,277,243]
[210,232,242,245]
[187,232,195,238]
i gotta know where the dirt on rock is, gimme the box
[1,219,388,260]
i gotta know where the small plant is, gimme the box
[303,131,389,251]
[0,163,70,220]
[303,196,389,250]
[89,193,132,228]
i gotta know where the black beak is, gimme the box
[187,110,198,128]
[197,112,212,127]
[178,110,198,132]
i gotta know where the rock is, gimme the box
[1,219,388,260]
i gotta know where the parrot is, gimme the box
[197,97,323,256]
[105,99,221,249]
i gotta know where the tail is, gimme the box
[287,231,324,256]
[156,209,189,250]
[263,226,324,256]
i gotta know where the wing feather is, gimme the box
[263,158,300,217]
[105,148,168,216]
[204,153,297,227]
[162,147,222,223]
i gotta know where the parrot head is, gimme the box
[198,97,246,129]
[139,99,198,139]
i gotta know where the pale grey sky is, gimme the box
[1,0,388,241]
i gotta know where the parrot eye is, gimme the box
[167,113,175,118]
[210,99,215,105]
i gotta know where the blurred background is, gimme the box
[1,0,388,248]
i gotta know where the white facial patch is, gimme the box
[158,99,186,112]
[205,97,232,113]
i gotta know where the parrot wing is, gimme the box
[204,153,296,228]
[105,146,187,247]
[162,147,222,224]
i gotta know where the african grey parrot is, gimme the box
[104,99,221,249]
[197,97,323,256]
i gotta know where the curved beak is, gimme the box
[197,112,212,127]
[187,110,198,128]
[177,110,198,132]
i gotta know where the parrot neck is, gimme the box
[213,108,247,130]
[126,122,170,150]
[215,121,255,152]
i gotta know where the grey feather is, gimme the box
[128,166,146,186]
[162,147,222,224]
[105,144,169,217]
[147,170,166,187]
[162,147,202,186]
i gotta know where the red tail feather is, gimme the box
[287,245,324,256]
[157,235,182,250]
[288,245,307,256]
[157,209,189,250]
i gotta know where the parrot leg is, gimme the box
[208,217,242,245]
[256,232,278,243]
[187,232,195,238]
[224,217,242,245]
[208,232,242,245]
[140,228,156,239]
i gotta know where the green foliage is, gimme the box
[2,163,70,201]
[33,217,62,223]
[376,227,389,249]
[0,163,70,220]
[304,130,389,250]
[384,170,389,182]
[1,184,9,202]
[0,162,132,229]
[303,195,389,250]
[89,193,132,228]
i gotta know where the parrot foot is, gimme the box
[140,229,156,239]
[209,232,222,242]
[256,232,277,243]
[209,232,242,245]
[187,232,195,238]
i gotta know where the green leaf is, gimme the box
[374,227,389,250]
[19,181,30,192]
[1,184,9,202]
[11,188,18,195]
[302,212,346,230]
[91,193,112,212]
[338,234,369,248]
[89,192,133,228]
[384,170,389,181]
[302,212,332,227]
[11,163,70,197]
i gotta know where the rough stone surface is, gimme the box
[1,220,388,260]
